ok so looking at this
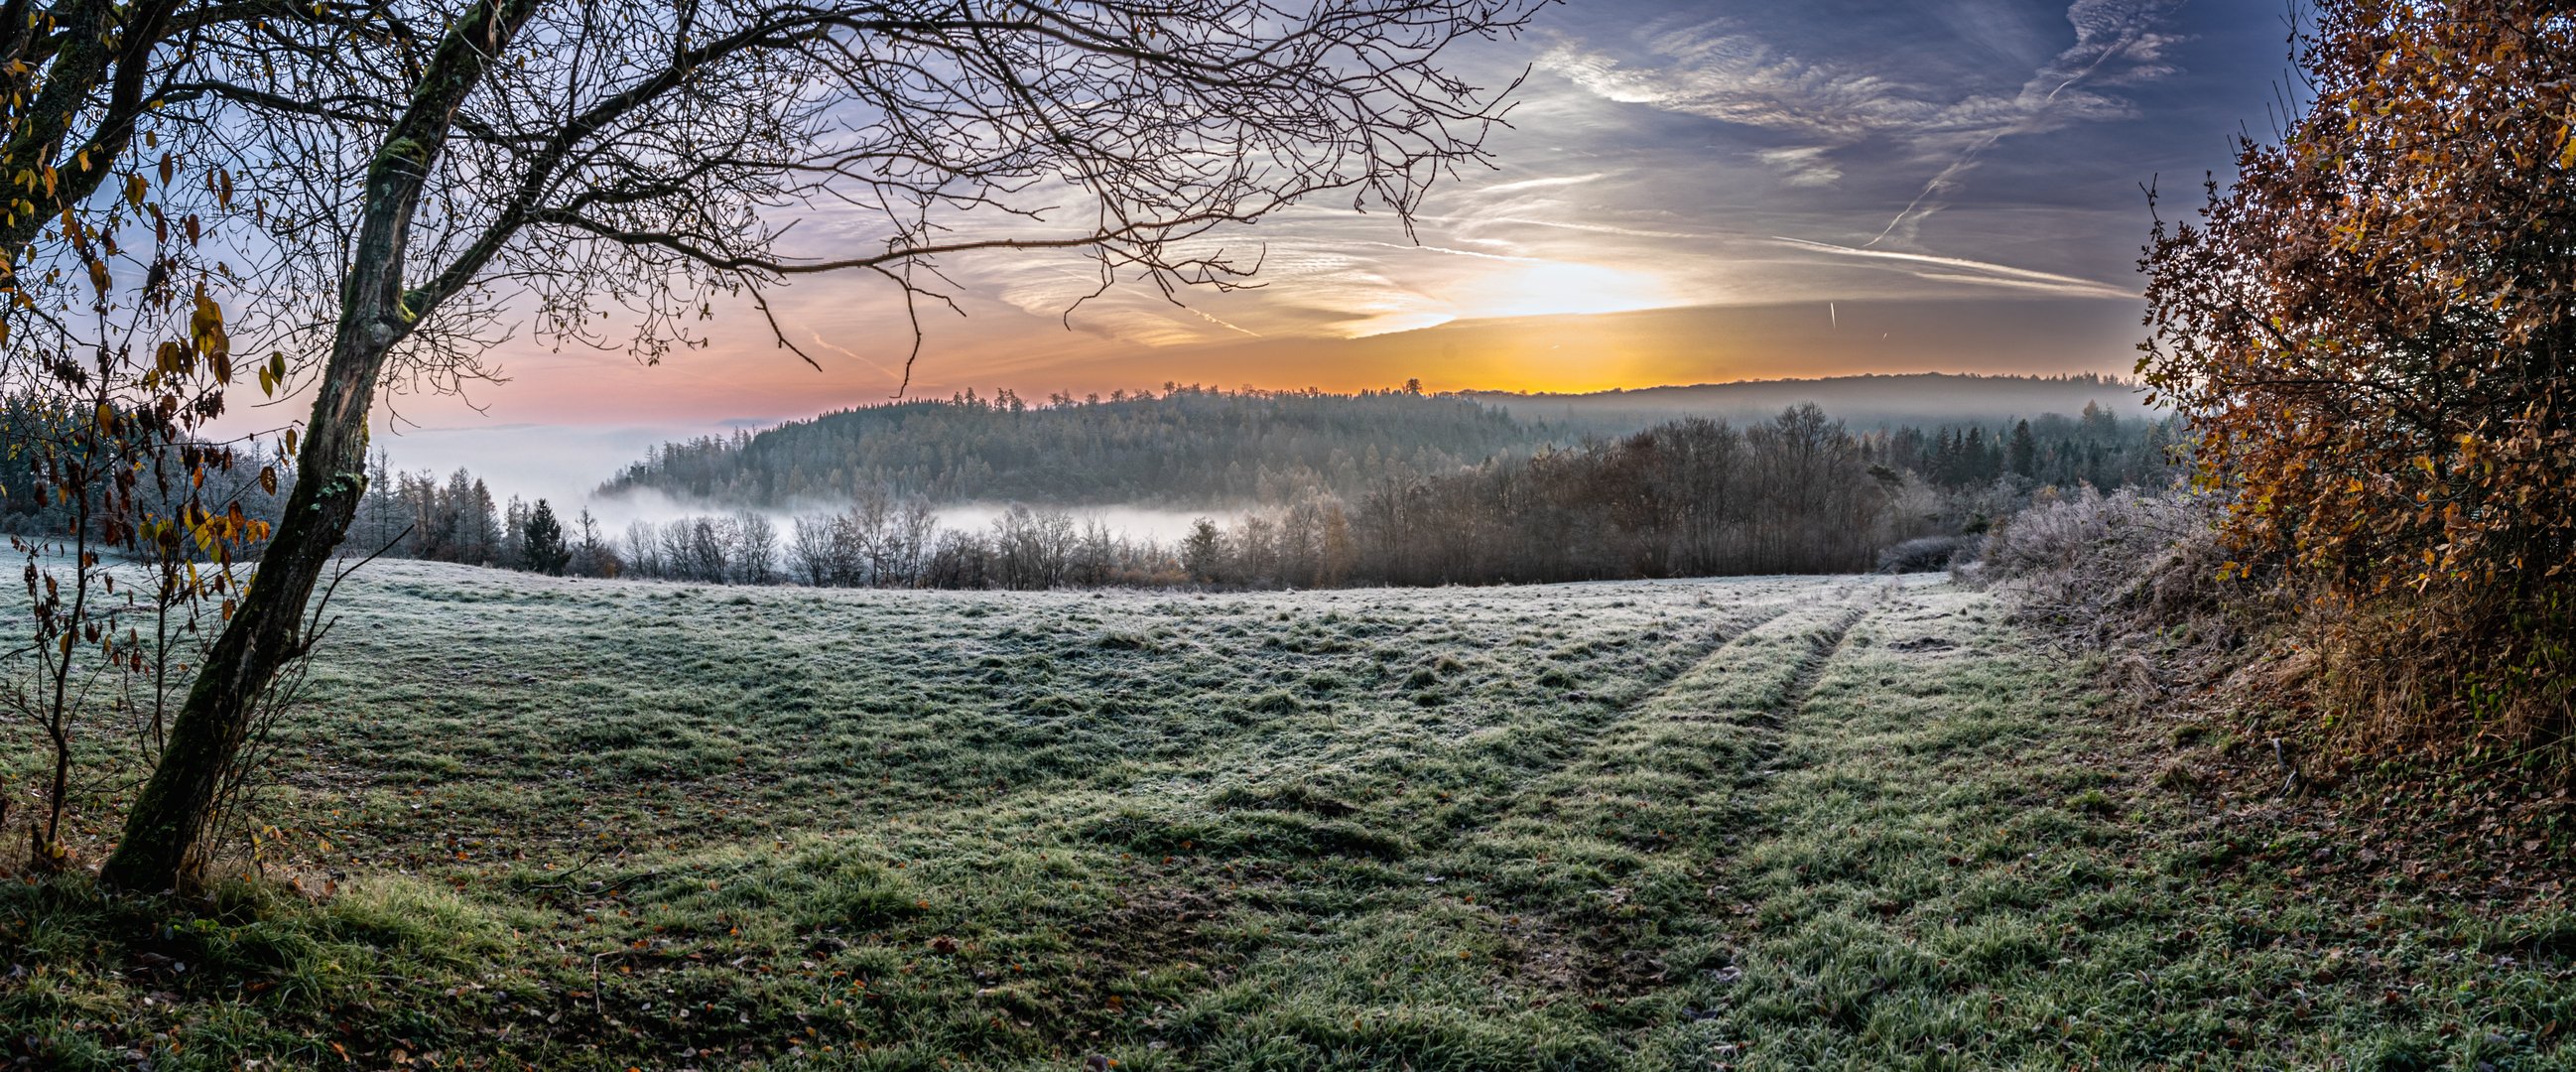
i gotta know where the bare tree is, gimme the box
[787,514,841,587]
[569,507,615,576]
[729,510,779,585]
[656,521,696,581]
[683,518,730,584]
[623,519,664,579]
[891,496,938,585]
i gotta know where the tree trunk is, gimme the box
[93,332,390,891]
[97,0,539,894]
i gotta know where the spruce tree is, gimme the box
[2007,420,2038,479]
[523,499,571,576]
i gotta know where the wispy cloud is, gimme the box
[1540,2,2189,248]
[1756,146,1843,188]
[1868,0,2184,246]
[1538,23,1945,142]
[807,331,906,381]
[1542,3,2179,145]
[1466,216,1715,241]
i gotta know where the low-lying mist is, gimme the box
[581,488,1224,547]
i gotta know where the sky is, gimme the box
[358,0,2289,503]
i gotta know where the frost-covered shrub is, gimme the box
[1876,535,1983,574]
[1970,488,2238,648]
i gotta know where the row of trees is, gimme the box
[612,503,1185,589]
[1181,501,1361,589]
[335,453,597,576]
[1328,406,1915,585]
[51,400,2167,594]
[335,479,1191,590]
[376,404,2172,593]
[1878,404,2180,491]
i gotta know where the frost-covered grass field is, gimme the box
[4,562,2573,1070]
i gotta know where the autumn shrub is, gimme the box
[2139,0,2576,774]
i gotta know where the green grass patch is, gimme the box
[2,567,2567,1069]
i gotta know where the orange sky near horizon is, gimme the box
[366,294,2147,434]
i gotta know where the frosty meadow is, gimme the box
[6,564,2571,1066]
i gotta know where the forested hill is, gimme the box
[594,374,2169,510]
[596,385,1550,507]
[1470,372,2154,431]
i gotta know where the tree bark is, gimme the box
[98,0,540,894]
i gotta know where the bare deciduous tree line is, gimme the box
[624,501,1188,590]
[418,404,2172,593]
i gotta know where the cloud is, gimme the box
[1543,4,2179,141]
[974,253,1279,348]
[1348,239,1528,263]
[1756,146,1843,188]
[1180,305,1263,338]
[1537,22,1945,142]
[1462,216,1715,241]
[1537,3,2189,247]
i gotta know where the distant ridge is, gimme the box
[595,385,1538,508]
[1466,372,2155,430]
[594,373,2165,510]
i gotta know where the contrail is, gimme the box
[1468,173,1611,197]
[1775,236,2137,299]
[1181,305,1262,337]
[809,331,903,381]
[1868,1,2175,247]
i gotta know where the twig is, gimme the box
[588,950,628,1017]
[306,522,416,650]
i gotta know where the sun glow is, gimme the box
[1457,259,1680,321]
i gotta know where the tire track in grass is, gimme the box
[1457,590,1818,839]
[1137,591,1807,846]
[1374,587,1812,846]
[1654,582,2104,1067]
[1702,585,1877,803]
[1025,583,1863,1067]
[1618,580,1876,725]
[1657,587,1874,733]
[1450,581,1886,1013]
[1751,594,1871,726]
[1541,580,1893,1068]
[1498,594,1802,779]
[1655,583,2576,1070]
[873,584,1837,1068]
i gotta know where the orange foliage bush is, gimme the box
[2140,0,2575,770]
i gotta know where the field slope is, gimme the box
[4,564,2570,1069]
